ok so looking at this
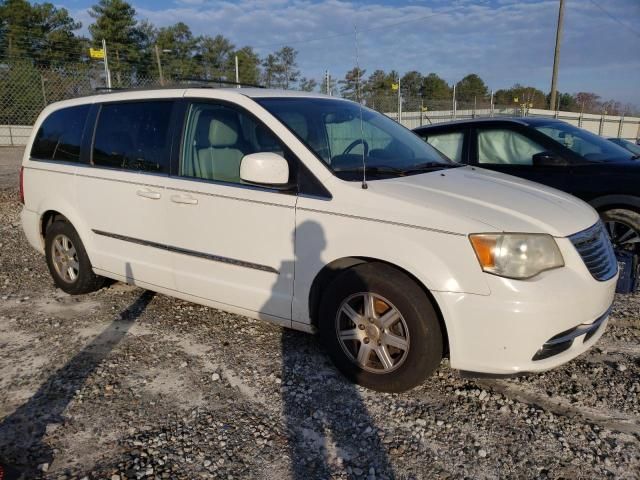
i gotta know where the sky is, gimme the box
[60,0,640,105]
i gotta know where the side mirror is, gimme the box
[240,152,290,186]
[532,152,566,166]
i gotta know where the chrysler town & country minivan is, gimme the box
[20,88,618,391]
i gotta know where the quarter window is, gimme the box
[477,129,545,165]
[92,101,173,173]
[31,105,89,162]
[424,132,464,162]
[180,103,286,185]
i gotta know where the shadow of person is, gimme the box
[269,221,395,479]
[0,273,155,478]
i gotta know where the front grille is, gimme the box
[569,222,618,281]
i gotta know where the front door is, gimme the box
[473,127,568,191]
[166,100,297,323]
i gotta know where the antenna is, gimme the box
[354,25,367,190]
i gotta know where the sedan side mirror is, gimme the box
[532,152,567,166]
[240,152,290,187]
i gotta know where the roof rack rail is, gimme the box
[94,86,126,91]
[179,77,265,89]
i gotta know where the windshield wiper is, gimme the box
[334,165,405,176]
[400,162,463,174]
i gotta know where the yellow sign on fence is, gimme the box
[89,48,105,59]
[391,83,399,91]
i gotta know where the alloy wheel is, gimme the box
[335,292,410,373]
[51,233,80,283]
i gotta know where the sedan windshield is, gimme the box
[257,97,457,180]
[534,122,634,162]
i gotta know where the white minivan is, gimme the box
[20,88,618,391]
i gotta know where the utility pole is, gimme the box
[102,39,112,89]
[235,55,240,87]
[549,0,565,110]
[490,89,494,116]
[452,83,457,119]
[397,76,402,123]
[154,45,164,86]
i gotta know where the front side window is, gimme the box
[92,101,173,173]
[534,122,633,162]
[31,105,89,162]
[180,102,286,185]
[257,98,455,181]
[477,129,545,165]
[423,132,465,162]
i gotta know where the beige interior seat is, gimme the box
[196,111,246,183]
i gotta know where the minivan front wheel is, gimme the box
[45,220,105,295]
[319,262,443,392]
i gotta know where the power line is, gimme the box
[587,0,640,38]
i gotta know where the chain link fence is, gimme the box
[2,62,639,145]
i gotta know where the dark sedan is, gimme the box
[414,118,639,286]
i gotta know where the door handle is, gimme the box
[136,189,161,200]
[171,194,198,205]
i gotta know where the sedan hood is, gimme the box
[366,166,598,237]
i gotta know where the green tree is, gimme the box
[88,0,146,85]
[261,53,280,88]
[299,77,317,92]
[455,73,488,103]
[339,66,366,100]
[230,46,261,85]
[0,0,84,66]
[420,73,451,101]
[155,22,199,80]
[198,34,234,80]
[274,46,299,89]
[400,70,423,99]
[364,69,395,111]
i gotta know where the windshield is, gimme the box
[609,138,640,156]
[257,97,456,180]
[533,122,634,162]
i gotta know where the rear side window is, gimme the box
[424,132,464,162]
[93,101,173,173]
[31,105,89,162]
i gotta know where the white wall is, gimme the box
[388,108,640,141]
[0,125,32,146]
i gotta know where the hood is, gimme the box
[365,166,598,237]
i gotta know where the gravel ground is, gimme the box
[0,150,639,479]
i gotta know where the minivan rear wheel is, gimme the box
[45,220,105,295]
[319,262,443,392]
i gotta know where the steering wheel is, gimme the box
[342,139,369,157]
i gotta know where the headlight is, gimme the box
[469,233,564,279]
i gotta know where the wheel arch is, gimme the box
[41,210,70,240]
[308,256,450,355]
[589,195,640,215]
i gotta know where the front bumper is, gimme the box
[435,237,617,374]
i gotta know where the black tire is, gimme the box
[601,209,640,254]
[45,220,105,295]
[319,262,443,392]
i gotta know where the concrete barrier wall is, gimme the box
[0,125,32,146]
[389,108,640,141]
